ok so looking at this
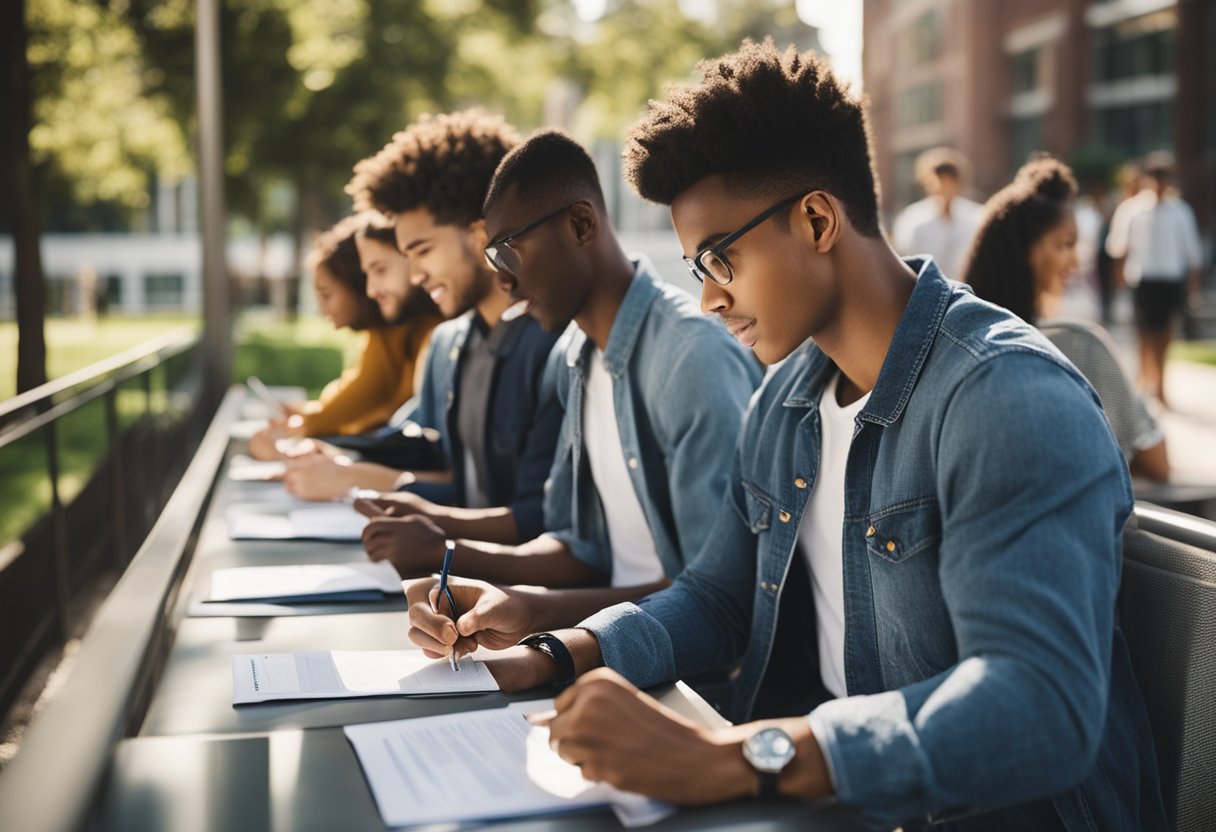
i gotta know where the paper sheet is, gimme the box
[231,650,498,704]
[205,562,401,603]
[226,503,367,541]
[227,455,286,482]
[344,708,675,828]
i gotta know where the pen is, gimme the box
[246,375,289,417]
[434,539,459,672]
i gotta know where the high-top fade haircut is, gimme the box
[623,38,882,237]
[483,129,607,216]
[306,213,397,330]
[346,109,519,225]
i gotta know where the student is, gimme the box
[406,41,1165,830]
[247,214,441,459]
[965,156,1169,482]
[1104,151,1203,408]
[282,110,562,551]
[362,128,761,604]
[891,146,984,279]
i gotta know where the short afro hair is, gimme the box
[305,213,397,331]
[346,109,519,225]
[623,38,882,237]
[963,155,1078,324]
[483,129,607,216]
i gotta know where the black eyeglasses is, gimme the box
[684,193,805,286]
[483,203,574,274]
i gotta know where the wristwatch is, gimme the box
[518,633,577,690]
[742,727,797,799]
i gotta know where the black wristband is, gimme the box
[519,633,577,690]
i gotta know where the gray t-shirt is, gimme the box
[1040,318,1163,460]
[455,314,523,508]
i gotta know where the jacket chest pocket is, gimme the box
[741,480,773,533]
[865,497,941,564]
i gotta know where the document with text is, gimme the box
[205,562,401,604]
[226,502,368,541]
[231,650,497,704]
[344,708,675,828]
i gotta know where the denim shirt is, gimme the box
[583,259,1165,830]
[408,312,562,541]
[543,256,762,580]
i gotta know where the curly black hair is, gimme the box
[483,128,607,216]
[962,155,1078,324]
[346,109,519,225]
[622,38,881,237]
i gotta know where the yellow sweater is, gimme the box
[299,314,441,436]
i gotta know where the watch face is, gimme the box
[743,727,796,774]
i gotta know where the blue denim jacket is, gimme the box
[408,313,562,541]
[583,259,1165,830]
[543,256,762,580]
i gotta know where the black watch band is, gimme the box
[757,772,779,800]
[519,633,576,689]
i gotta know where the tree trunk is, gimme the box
[2,0,48,394]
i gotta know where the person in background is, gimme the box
[891,146,984,279]
[964,156,1169,482]
[247,213,441,459]
[1104,152,1204,408]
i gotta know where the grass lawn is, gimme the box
[0,312,359,546]
[1171,340,1216,367]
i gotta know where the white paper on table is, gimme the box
[227,455,287,482]
[344,708,675,828]
[229,419,269,441]
[206,562,401,603]
[225,503,367,541]
[231,650,498,704]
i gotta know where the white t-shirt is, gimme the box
[1105,190,1202,285]
[891,195,985,280]
[582,349,664,587]
[798,371,871,699]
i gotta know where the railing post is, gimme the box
[104,384,127,567]
[42,415,70,643]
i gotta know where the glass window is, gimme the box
[144,273,184,309]
[1010,117,1045,172]
[1092,9,1176,82]
[900,11,943,68]
[1011,49,1040,94]
[895,81,944,129]
[1093,100,1173,158]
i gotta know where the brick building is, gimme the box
[862,0,1214,255]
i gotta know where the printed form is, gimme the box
[231,650,497,704]
[344,708,675,828]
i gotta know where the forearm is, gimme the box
[423,504,520,545]
[451,535,607,586]
[513,581,670,632]
[1130,440,1169,482]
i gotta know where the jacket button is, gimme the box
[886,540,897,553]
[865,525,876,538]
[778,510,791,523]
[627,457,639,470]
[794,477,808,489]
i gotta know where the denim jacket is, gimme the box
[408,313,562,541]
[543,256,762,580]
[583,259,1165,830]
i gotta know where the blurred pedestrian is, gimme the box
[965,156,1168,481]
[1105,151,1203,408]
[891,147,984,279]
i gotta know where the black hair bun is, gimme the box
[1016,154,1077,202]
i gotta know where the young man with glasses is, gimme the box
[396,127,762,633]
[406,42,1165,830]
[281,110,568,566]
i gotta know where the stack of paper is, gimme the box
[205,562,401,604]
[226,503,368,541]
[231,650,499,704]
[227,455,286,482]
[344,708,675,828]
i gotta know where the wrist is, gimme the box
[708,732,760,801]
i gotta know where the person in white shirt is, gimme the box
[891,147,984,279]
[1105,152,1204,407]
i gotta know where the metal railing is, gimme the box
[0,328,212,719]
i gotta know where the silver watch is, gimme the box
[742,727,796,798]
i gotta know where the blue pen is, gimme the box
[434,539,459,672]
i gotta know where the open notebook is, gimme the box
[226,502,368,541]
[204,562,401,604]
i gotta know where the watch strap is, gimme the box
[757,771,780,800]
[518,633,577,689]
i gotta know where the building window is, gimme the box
[895,81,944,129]
[1010,117,1045,170]
[144,273,184,309]
[899,11,943,69]
[1011,48,1041,95]
[1091,9,1176,83]
[1094,100,1173,158]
